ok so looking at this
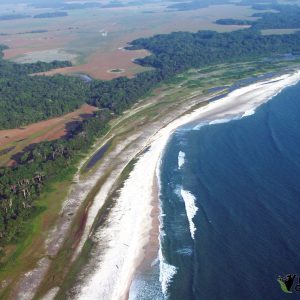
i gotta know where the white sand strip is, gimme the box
[75,70,300,300]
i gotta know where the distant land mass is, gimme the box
[33,12,68,18]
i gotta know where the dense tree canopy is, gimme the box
[0,50,88,129]
[252,5,300,29]
[127,29,300,74]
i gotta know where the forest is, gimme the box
[252,5,300,29]
[127,29,300,74]
[1,5,300,256]
[0,46,87,129]
[0,11,68,21]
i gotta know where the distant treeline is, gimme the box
[0,12,68,21]
[1,4,300,256]
[167,0,230,11]
[166,0,277,11]
[33,12,68,18]
[216,4,300,29]
[17,30,49,35]
[0,14,30,21]
[29,0,139,10]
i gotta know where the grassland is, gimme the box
[0,2,260,80]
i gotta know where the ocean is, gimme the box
[156,80,300,299]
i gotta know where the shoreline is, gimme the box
[8,63,212,299]
[73,70,300,299]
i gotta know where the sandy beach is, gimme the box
[71,70,300,299]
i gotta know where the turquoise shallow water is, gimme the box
[158,80,300,299]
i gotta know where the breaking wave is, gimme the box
[157,154,177,298]
[159,246,177,297]
[242,109,256,118]
[180,189,198,239]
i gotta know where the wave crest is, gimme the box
[181,189,198,239]
[159,247,177,297]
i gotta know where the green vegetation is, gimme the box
[252,5,300,29]
[0,46,86,129]
[0,44,158,129]
[88,71,162,114]
[39,155,138,299]
[277,278,293,293]
[0,110,111,254]
[128,29,300,73]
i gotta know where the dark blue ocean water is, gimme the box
[159,81,300,300]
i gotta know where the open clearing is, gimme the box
[12,48,78,64]
[0,104,98,167]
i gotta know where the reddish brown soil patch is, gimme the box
[38,48,150,80]
[0,104,98,166]
[0,35,71,60]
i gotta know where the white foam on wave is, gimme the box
[181,189,198,239]
[209,118,233,125]
[242,108,256,118]
[191,71,300,130]
[178,151,186,169]
[192,116,240,129]
[192,121,207,130]
[174,185,182,198]
[156,154,177,298]
[159,246,177,296]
